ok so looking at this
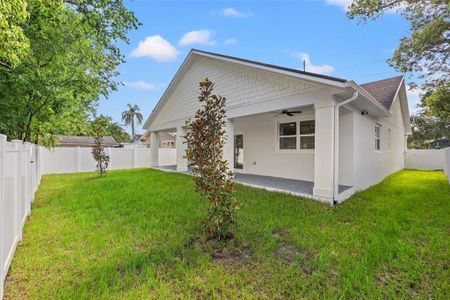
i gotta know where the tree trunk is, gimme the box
[131,117,135,137]
[23,111,34,142]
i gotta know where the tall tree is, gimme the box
[408,112,449,149]
[92,115,130,143]
[0,0,29,68]
[0,0,139,142]
[347,0,449,117]
[121,104,143,137]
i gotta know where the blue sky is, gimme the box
[97,0,421,134]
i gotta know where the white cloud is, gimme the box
[224,38,237,45]
[130,35,179,62]
[179,30,215,46]
[222,8,251,18]
[326,0,353,11]
[406,85,424,113]
[296,52,335,75]
[123,81,158,91]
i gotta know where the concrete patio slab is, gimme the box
[154,165,352,199]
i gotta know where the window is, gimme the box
[278,120,315,150]
[279,122,297,150]
[375,124,381,151]
[299,120,315,149]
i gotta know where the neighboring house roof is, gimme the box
[57,136,119,147]
[143,49,408,131]
[130,134,143,143]
[361,76,404,110]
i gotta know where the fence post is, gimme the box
[107,147,112,170]
[133,146,137,168]
[24,142,32,216]
[36,145,42,186]
[11,140,23,242]
[76,146,81,172]
[0,135,6,299]
[31,144,36,196]
[446,148,450,183]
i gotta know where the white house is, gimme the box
[143,49,411,204]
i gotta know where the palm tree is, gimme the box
[121,104,143,137]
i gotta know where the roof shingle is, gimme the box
[360,76,403,110]
[58,136,118,147]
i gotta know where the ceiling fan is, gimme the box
[275,109,302,117]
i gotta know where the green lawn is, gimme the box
[4,169,449,299]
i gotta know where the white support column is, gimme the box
[150,131,159,167]
[176,126,188,172]
[11,140,23,241]
[0,135,6,298]
[224,118,235,173]
[313,104,335,204]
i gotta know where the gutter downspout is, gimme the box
[333,91,358,204]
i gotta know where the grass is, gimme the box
[4,169,449,299]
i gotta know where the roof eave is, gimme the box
[143,49,349,130]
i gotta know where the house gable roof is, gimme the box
[191,49,347,84]
[361,76,404,110]
[143,49,406,129]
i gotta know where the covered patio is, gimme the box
[154,165,353,200]
[149,99,357,204]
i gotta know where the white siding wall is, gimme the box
[233,108,355,185]
[234,112,315,181]
[353,95,406,190]
[151,56,317,129]
[338,109,354,186]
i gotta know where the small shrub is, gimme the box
[91,127,110,176]
[185,78,238,240]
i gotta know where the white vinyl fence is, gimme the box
[0,135,43,299]
[406,148,450,183]
[41,147,176,174]
[0,135,176,298]
[444,148,450,183]
[405,149,446,170]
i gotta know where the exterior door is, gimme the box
[234,134,243,169]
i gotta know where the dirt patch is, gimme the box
[375,268,399,286]
[186,235,252,266]
[211,240,251,266]
[340,217,353,225]
[272,228,315,274]
[271,228,289,239]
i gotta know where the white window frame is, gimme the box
[375,124,381,151]
[299,120,315,150]
[276,115,315,153]
[277,121,297,151]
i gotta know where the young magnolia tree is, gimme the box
[185,78,238,240]
[91,127,110,177]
